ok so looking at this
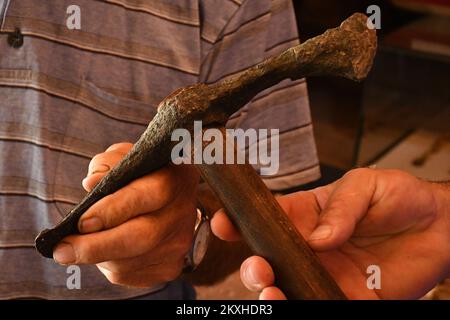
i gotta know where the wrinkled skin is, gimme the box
[53,143,199,288]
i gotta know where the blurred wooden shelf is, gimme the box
[392,0,450,17]
[383,16,450,60]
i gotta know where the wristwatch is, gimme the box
[183,206,211,273]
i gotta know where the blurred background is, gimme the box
[196,0,450,299]
[295,0,450,186]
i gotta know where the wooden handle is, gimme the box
[195,129,346,300]
[197,162,346,299]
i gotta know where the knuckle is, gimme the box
[106,142,133,153]
[88,154,110,174]
[154,174,174,197]
[105,189,144,226]
[344,167,373,180]
[75,240,99,264]
[322,201,365,233]
[90,150,125,172]
[157,187,173,205]
[125,186,146,213]
[153,168,178,196]
[107,143,125,151]
[88,196,116,227]
[91,153,105,164]
[323,198,349,221]
[384,169,409,183]
[131,218,160,253]
[99,210,115,229]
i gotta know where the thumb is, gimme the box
[308,168,377,251]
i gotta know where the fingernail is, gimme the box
[82,177,89,187]
[309,225,333,241]
[243,263,261,290]
[53,242,76,265]
[79,217,103,233]
[90,164,110,176]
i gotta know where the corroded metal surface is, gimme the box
[35,13,377,258]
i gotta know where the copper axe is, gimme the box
[36,13,377,299]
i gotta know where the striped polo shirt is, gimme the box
[0,0,319,299]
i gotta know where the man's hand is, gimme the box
[53,142,200,288]
[212,168,450,299]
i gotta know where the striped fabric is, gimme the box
[0,0,319,299]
